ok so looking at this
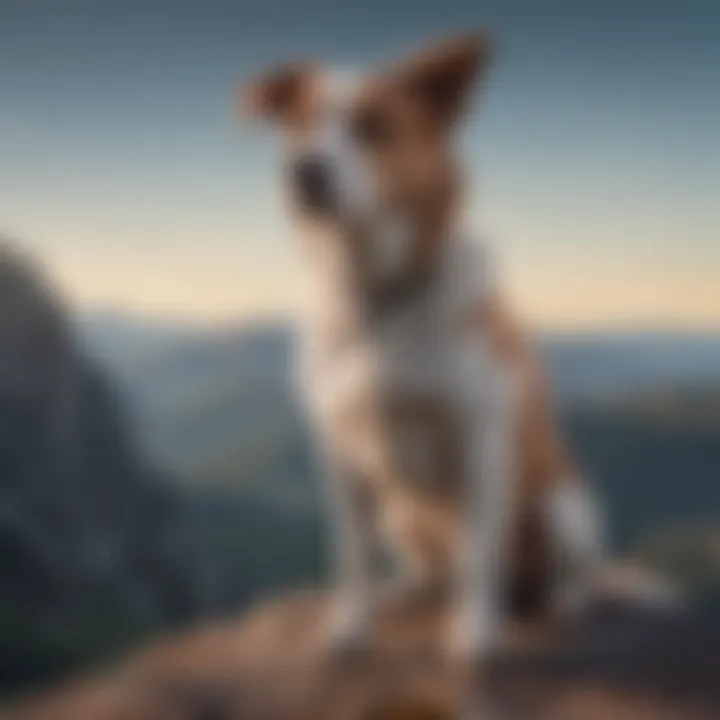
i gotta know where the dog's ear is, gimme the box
[238,63,314,123]
[394,33,493,127]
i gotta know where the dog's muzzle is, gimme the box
[289,155,337,216]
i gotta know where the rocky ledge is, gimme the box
[5,573,720,720]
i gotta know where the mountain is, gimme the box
[0,246,222,695]
[73,311,202,372]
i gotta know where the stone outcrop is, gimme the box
[5,582,720,719]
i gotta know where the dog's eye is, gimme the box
[350,108,393,148]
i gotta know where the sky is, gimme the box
[1,0,718,329]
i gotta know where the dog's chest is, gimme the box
[304,287,458,404]
[299,236,492,493]
[302,296,470,494]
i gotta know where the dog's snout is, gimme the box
[290,155,336,214]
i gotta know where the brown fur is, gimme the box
[342,297,571,612]
[240,34,492,310]
[240,33,580,617]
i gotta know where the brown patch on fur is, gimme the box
[333,363,562,613]
[346,296,574,608]
[239,34,492,314]
[344,33,494,307]
[391,32,493,127]
[240,33,576,617]
[382,396,463,495]
[467,295,576,505]
[239,63,318,125]
[465,294,576,605]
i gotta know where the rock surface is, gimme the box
[0,243,219,693]
[5,584,720,720]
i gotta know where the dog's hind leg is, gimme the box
[545,477,604,619]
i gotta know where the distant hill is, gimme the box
[80,316,720,408]
[566,399,720,553]
[77,313,720,596]
[78,315,720,481]
[540,331,720,402]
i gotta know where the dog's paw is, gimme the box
[323,596,370,658]
[446,604,503,669]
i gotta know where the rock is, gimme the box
[4,585,720,719]
[0,242,220,694]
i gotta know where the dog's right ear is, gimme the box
[393,32,492,128]
[237,63,314,123]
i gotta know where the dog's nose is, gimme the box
[290,155,336,214]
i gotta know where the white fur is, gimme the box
[290,76,597,656]
[297,227,604,659]
[315,435,375,645]
[298,70,416,283]
[310,70,377,220]
[546,479,604,615]
[445,321,520,654]
[298,234,511,650]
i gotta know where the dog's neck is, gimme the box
[300,180,460,327]
[299,211,456,340]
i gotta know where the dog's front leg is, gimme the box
[298,350,376,650]
[449,349,517,666]
[318,445,375,650]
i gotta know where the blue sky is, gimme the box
[1,0,718,327]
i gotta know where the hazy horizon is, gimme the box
[2,0,718,330]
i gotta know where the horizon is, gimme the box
[2,0,718,330]
[6,235,720,335]
[76,303,720,337]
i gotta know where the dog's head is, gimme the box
[239,33,492,282]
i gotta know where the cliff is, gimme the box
[0,243,219,693]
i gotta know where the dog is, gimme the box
[238,32,603,665]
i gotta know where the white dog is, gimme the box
[239,32,603,665]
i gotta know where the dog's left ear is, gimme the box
[395,32,493,127]
[237,62,314,123]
